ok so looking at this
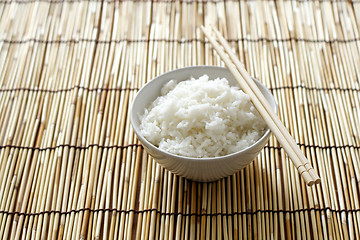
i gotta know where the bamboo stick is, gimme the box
[0,1,359,239]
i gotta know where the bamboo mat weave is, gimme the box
[0,0,360,239]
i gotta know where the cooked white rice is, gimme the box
[139,75,267,158]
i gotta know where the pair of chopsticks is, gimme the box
[201,26,320,186]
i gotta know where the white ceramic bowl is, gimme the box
[130,66,277,182]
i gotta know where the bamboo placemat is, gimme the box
[0,0,360,239]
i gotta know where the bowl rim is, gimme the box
[130,65,278,163]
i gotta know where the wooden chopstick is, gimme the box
[201,26,320,186]
[209,26,321,184]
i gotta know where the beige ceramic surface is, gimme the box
[131,66,277,182]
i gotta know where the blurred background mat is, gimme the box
[0,0,359,239]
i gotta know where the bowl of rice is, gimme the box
[130,66,277,182]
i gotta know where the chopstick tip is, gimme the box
[301,171,315,186]
[313,178,321,185]
[210,24,218,31]
[307,181,315,187]
[200,25,210,33]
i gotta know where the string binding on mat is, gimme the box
[0,207,359,217]
[1,37,360,44]
[0,86,139,93]
[0,144,359,151]
[0,0,360,4]
[1,85,359,93]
